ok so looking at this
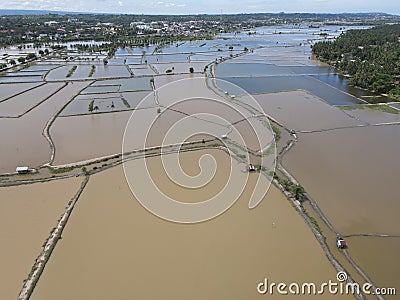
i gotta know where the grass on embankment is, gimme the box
[338,104,399,114]
[49,166,74,174]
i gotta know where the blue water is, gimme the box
[218,76,364,106]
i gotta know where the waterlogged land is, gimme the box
[0,81,89,173]
[31,154,347,300]
[0,177,83,300]
[0,23,399,300]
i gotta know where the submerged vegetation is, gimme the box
[88,65,96,77]
[66,65,77,78]
[121,97,130,108]
[313,24,400,100]
[88,99,94,112]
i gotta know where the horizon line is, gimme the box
[0,9,399,17]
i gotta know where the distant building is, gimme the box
[44,21,58,26]
[130,21,145,28]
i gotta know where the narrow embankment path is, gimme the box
[18,176,90,300]
[276,137,388,300]
[42,81,91,166]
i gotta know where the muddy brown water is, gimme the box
[346,236,400,299]
[0,81,90,173]
[253,91,364,132]
[283,125,400,235]
[151,61,209,75]
[51,110,133,165]
[31,150,348,300]
[45,64,130,81]
[53,77,272,165]
[0,82,64,117]
[0,82,42,102]
[0,177,83,300]
[339,106,400,125]
[300,201,375,300]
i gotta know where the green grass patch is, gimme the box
[309,216,322,234]
[210,143,223,147]
[50,166,74,174]
[337,104,365,111]
[367,104,399,114]
[338,104,398,114]
[254,164,267,171]
[271,124,281,141]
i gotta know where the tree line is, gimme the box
[312,24,400,100]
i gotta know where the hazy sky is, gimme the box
[0,0,399,15]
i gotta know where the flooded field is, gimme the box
[0,82,43,102]
[0,81,89,173]
[45,64,131,81]
[346,236,400,299]
[20,64,61,72]
[151,61,209,74]
[218,76,364,105]
[90,77,153,92]
[53,81,234,165]
[59,91,153,116]
[122,91,154,108]
[0,75,43,83]
[0,177,83,300]
[2,23,397,299]
[60,97,126,115]
[215,63,333,77]
[51,110,133,165]
[129,65,156,76]
[143,53,190,63]
[154,73,202,89]
[31,151,346,300]
[283,125,400,235]
[0,82,64,117]
[253,91,363,131]
[81,85,120,94]
[339,105,400,124]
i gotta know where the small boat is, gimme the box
[336,236,347,249]
[248,164,256,172]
